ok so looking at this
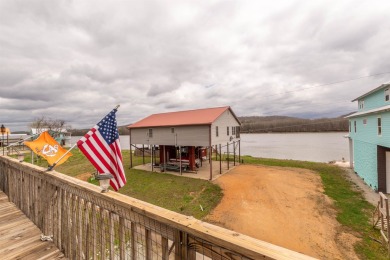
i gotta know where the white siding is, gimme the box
[130,125,210,146]
[211,110,240,145]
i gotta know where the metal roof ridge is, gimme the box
[127,106,233,128]
[148,106,230,116]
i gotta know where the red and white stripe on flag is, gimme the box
[77,110,126,191]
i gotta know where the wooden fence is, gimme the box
[0,156,314,260]
[373,192,390,255]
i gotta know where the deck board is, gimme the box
[0,191,66,259]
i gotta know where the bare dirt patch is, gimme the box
[205,164,360,259]
[74,172,93,181]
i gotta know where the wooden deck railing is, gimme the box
[373,192,390,256]
[0,156,314,260]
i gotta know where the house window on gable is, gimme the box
[349,121,351,132]
[227,126,229,136]
[148,128,153,138]
[354,121,357,133]
[232,126,236,135]
[363,119,367,125]
[358,100,364,109]
[216,126,219,137]
[236,126,240,138]
[386,88,390,101]
[171,127,175,133]
[378,117,382,136]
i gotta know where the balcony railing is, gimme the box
[0,156,314,260]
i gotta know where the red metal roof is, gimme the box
[128,106,238,128]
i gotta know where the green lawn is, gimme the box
[116,169,222,218]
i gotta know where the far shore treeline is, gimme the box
[70,125,130,136]
[68,115,349,136]
[238,115,349,133]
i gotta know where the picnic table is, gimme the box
[160,162,188,172]
[169,158,190,165]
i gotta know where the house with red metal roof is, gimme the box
[127,106,241,179]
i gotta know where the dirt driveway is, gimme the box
[205,165,359,259]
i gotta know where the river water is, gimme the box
[240,132,349,163]
[71,132,349,163]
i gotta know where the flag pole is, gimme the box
[47,143,77,171]
[47,105,120,171]
[5,133,40,148]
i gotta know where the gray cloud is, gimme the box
[1,0,390,131]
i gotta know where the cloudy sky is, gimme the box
[1,0,390,131]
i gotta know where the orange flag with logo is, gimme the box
[24,131,72,166]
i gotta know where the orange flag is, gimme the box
[24,131,72,166]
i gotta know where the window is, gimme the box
[148,128,153,138]
[227,126,229,135]
[236,126,240,138]
[349,121,351,132]
[171,127,175,133]
[358,100,364,109]
[354,121,357,133]
[378,117,382,136]
[232,126,236,135]
[386,88,390,101]
[216,126,219,137]
[363,118,367,125]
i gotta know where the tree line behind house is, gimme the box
[74,116,349,135]
[70,126,130,136]
[28,114,350,136]
[238,115,349,133]
[68,125,129,136]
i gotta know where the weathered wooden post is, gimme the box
[219,144,222,174]
[129,129,133,168]
[227,142,230,170]
[233,141,236,166]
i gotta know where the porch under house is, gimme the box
[127,106,242,180]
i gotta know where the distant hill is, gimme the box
[238,115,350,133]
[69,125,130,136]
[69,115,351,135]
[118,125,130,135]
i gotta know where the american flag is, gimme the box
[77,109,126,191]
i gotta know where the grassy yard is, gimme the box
[241,155,387,260]
[22,149,222,219]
